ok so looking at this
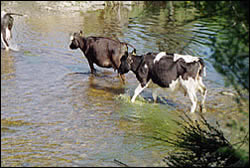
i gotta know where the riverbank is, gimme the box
[1,1,144,15]
[32,1,142,12]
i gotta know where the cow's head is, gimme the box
[118,49,136,74]
[69,30,83,49]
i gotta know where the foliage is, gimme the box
[157,114,249,167]
[158,2,249,167]
[142,1,249,96]
[195,1,249,96]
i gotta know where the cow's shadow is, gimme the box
[67,70,125,94]
[65,71,179,109]
[70,72,91,75]
[70,70,118,79]
[142,95,178,108]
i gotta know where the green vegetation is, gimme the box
[159,114,249,167]
[195,1,249,97]
[141,1,249,166]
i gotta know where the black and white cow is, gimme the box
[118,52,207,113]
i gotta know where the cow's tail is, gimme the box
[198,58,206,77]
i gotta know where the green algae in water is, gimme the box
[23,50,38,57]
[1,127,17,134]
[1,118,33,127]
[115,93,180,139]
[115,93,148,104]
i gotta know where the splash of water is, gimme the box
[8,40,20,51]
[115,93,149,105]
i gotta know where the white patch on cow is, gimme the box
[131,80,151,103]
[203,66,206,77]
[168,78,180,92]
[179,76,200,113]
[70,35,74,41]
[174,53,199,63]
[197,77,207,110]
[1,33,9,50]
[180,76,199,91]
[6,28,11,41]
[153,52,166,64]
[144,64,148,69]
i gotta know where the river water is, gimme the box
[1,1,248,167]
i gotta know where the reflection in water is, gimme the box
[1,1,248,167]
[1,51,16,80]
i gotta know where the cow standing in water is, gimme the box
[118,52,207,113]
[69,30,136,83]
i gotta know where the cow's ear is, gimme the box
[132,49,136,56]
[79,30,83,36]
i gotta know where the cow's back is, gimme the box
[145,54,183,88]
[87,36,123,50]
[86,37,127,69]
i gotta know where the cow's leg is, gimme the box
[186,88,198,113]
[131,81,150,103]
[87,59,96,74]
[90,64,96,74]
[180,77,198,113]
[82,53,96,74]
[119,73,126,84]
[198,77,207,112]
[152,88,159,103]
[1,32,10,51]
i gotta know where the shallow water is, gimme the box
[1,1,248,167]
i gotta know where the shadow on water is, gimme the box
[146,96,178,107]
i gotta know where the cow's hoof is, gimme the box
[119,78,126,84]
[91,71,97,76]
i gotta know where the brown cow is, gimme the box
[69,30,136,83]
